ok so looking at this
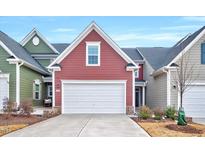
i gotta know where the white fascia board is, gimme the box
[22,60,48,75]
[151,66,168,77]
[20,28,59,54]
[167,29,205,67]
[48,22,136,68]
[1,39,48,75]
[0,40,19,60]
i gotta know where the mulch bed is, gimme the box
[131,117,173,123]
[165,124,204,134]
[0,114,46,126]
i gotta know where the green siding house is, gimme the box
[0,28,69,109]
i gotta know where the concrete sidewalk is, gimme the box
[4,114,150,137]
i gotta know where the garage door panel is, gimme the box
[0,78,9,109]
[62,82,125,114]
[183,85,205,118]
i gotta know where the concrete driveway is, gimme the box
[4,114,149,137]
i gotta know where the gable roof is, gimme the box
[138,26,205,70]
[164,26,205,67]
[51,43,70,53]
[48,22,137,68]
[137,47,170,70]
[0,31,49,75]
[20,28,59,54]
[121,48,143,61]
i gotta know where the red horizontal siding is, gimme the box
[55,30,133,108]
[137,64,143,80]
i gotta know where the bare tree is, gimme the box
[172,51,199,109]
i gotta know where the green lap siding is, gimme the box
[24,35,54,54]
[36,59,51,67]
[0,47,16,102]
[20,65,46,106]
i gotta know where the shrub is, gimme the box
[43,108,61,118]
[139,106,152,119]
[165,106,176,120]
[19,99,33,116]
[153,108,164,120]
[3,101,17,119]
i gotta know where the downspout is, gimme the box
[16,61,24,106]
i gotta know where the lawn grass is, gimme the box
[0,124,27,136]
[137,121,205,137]
[0,114,47,136]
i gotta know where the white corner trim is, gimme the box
[48,22,136,68]
[20,28,59,54]
[86,42,101,66]
[167,69,171,106]
[167,28,205,66]
[52,71,55,107]
[16,62,24,105]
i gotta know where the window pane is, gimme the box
[35,92,39,99]
[88,46,98,55]
[202,44,205,64]
[135,70,139,78]
[35,84,39,91]
[88,56,98,64]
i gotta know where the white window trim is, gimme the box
[86,42,101,66]
[47,85,52,97]
[33,80,41,100]
[135,69,139,78]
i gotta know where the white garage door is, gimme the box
[183,85,205,118]
[0,77,9,109]
[62,81,126,114]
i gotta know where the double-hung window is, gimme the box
[33,80,41,100]
[47,85,52,97]
[201,43,205,64]
[86,42,100,66]
[135,69,139,78]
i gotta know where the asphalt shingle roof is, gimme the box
[52,43,70,53]
[0,31,49,74]
[138,26,205,70]
[163,26,205,67]
[121,48,143,61]
[137,47,170,70]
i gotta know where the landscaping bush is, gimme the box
[3,101,17,119]
[43,108,61,118]
[139,106,152,119]
[165,106,176,120]
[153,108,164,120]
[19,100,33,116]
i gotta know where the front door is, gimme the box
[135,88,140,107]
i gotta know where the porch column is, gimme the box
[142,86,145,106]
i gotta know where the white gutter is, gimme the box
[151,66,168,77]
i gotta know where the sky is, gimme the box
[0,16,205,47]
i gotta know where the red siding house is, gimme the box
[48,22,144,114]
